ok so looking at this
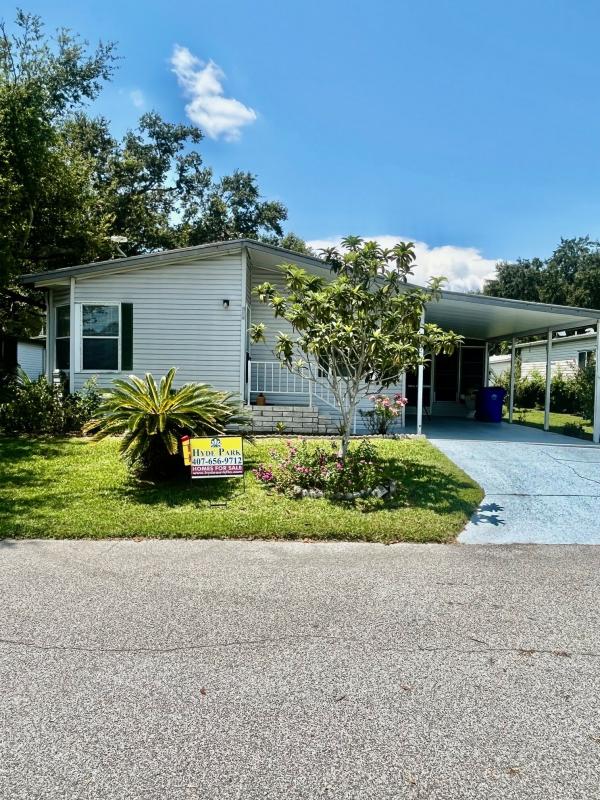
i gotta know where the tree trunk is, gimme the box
[338,427,351,460]
[337,401,354,460]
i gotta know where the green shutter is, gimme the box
[121,303,133,371]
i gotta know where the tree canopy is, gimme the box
[484,237,600,310]
[0,10,304,339]
[250,237,462,458]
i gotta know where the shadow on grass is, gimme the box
[115,475,243,507]
[349,456,481,517]
[0,434,79,460]
[114,453,480,523]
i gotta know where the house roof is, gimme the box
[21,238,600,342]
[20,239,329,286]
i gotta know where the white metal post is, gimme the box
[544,329,552,431]
[508,337,516,423]
[593,321,600,444]
[69,277,75,393]
[416,311,425,435]
[483,342,490,387]
[45,290,52,383]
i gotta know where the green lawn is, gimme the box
[0,436,483,543]
[504,408,593,440]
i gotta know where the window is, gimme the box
[82,305,120,370]
[55,305,70,370]
[578,350,595,369]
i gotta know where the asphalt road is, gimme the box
[1,539,600,799]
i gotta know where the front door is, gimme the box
[434,351,459,402]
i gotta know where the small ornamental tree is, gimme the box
[250,236,462,459]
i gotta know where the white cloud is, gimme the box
[170,45,257,141]
[307,235,499,292]
[129,89,145,109]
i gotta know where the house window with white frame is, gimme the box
[55,305,70,370]
[82,304,120,370]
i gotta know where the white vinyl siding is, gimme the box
[249,266,296,363]
[17,342,45,379]
[520,335,597,379]
[68,253,243,393]
[490,334,598,381]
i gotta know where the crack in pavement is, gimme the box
[545,450,600,488]
[0,634,598,659]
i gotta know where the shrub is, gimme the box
[254,438,383,498]
[0,373,101,434]
[550,369,578,414]
[516,370,546,409]
[85,368,251,478]
[360,394,408,435]
[496,367,581,414]
[572,362,595,422]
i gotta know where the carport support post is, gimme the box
[593,320,600,444]
[483,343,490,387]
[544,329,552,431]
[508,337,516,423]
[416,310,425,435]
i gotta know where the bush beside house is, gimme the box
[0,373,101,434]
[494,364,594,419]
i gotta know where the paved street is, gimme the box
[1,539,600,799]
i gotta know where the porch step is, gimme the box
[248,405,338,435]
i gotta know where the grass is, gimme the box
[0,436,483,543]
[503,408,592,440]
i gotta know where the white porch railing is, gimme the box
[248,360,339,410]
[248,360,310,397]
[312,379,339,410]
[247,362,407,431]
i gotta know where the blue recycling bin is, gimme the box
[476,387,507,422]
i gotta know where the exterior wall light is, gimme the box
[223,299,230,309]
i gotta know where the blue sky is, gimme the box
[12,0,600,288]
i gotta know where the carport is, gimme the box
[414,290,600,443]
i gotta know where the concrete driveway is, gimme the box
[425,420,600,544]
[2,539,600,799]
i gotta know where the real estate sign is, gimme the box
[181,435,244,479]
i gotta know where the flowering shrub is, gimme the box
[253,438,383,498]
[360,394,408,435]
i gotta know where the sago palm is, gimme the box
[85,368,251,477]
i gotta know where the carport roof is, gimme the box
[21,238,600,341]
[426,289,600,341]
